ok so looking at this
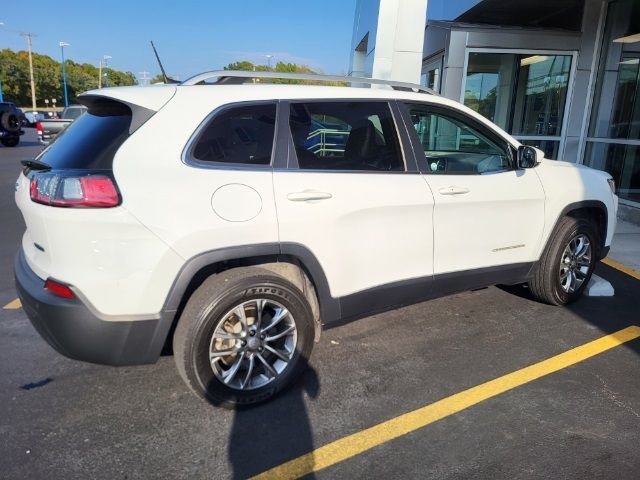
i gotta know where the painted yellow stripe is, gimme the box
[601,257,640,281]
[2,298,22,310]
[252,326,640,480]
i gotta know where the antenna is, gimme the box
[150,41,179,84]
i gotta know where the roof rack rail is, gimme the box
[180,70,437,95]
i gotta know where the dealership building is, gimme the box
[350,0,640,221]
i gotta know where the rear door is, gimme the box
[272,100,435,310]
[399,101,545,276]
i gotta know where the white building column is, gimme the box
[350,0,428,84]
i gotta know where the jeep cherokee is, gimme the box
[14,71,618,407]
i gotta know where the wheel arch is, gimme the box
[155,243,340,355]
[544,200,608,261]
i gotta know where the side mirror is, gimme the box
[517,145,543,169]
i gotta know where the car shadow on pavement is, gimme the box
[499,262,640,356]
[228,366,320,479]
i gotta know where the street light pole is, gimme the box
[59,42,70,107]
[21,32,37,110]
[266,54,274,70]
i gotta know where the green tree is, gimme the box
[149,73,165,84]
[0,48,137,107]
[222,60,346,86]
[224,61,259,71]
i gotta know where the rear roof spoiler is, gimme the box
[79,86,176,133]
[78,95,156,134]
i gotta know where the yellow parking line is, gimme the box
[601,257,640,281]
[252,326,640,480]
[2,298,22,310]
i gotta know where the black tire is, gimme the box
[173,266,315,408]
[528,216,597,305]
[1,112,20,132]
[0,136,19,147]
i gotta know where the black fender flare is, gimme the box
[148,243,341,360]
[541,200,609,260]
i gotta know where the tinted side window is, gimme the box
[405,103,511,174]
[192,103,276,165]
[290,101,404,171]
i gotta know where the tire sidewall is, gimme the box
[1,136,19,147]
[547,219,597,304]
[186,276,314,407]
[1,112,20,132]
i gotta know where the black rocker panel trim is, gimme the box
[338,262,534,323]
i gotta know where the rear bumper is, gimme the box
[14,248,165,366]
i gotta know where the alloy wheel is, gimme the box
[208,299,297,390]
[559,234,592,293]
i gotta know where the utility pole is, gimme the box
[21,32,37,110]
[98,55,111,88]
[139,71,150,86]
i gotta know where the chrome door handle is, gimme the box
[438,186,470,195]
[286,191,333,202]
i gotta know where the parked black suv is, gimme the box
[0,102,26,147]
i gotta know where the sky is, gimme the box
[0,0,357,82]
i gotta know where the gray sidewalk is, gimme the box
[609,219,640,271]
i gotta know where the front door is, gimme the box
[400,101,546,276]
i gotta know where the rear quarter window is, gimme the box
[189,103,276,166]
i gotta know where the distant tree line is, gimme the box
[223,61,346,85]
[0,50,343,107]
[0,48,137,107]
[148,61,345,85]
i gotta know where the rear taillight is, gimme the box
[44,278,75,299]
[35,121,43,133]
[30,172,120,208]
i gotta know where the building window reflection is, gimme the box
[464,52,572,154]
[586,0,640,204]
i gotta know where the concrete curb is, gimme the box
[585,274,615,297]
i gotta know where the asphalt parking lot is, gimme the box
[1,130,639,479]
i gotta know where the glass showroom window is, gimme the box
[464,52,573,159]
[585,0,640,205]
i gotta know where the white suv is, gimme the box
[14,71,618,407]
